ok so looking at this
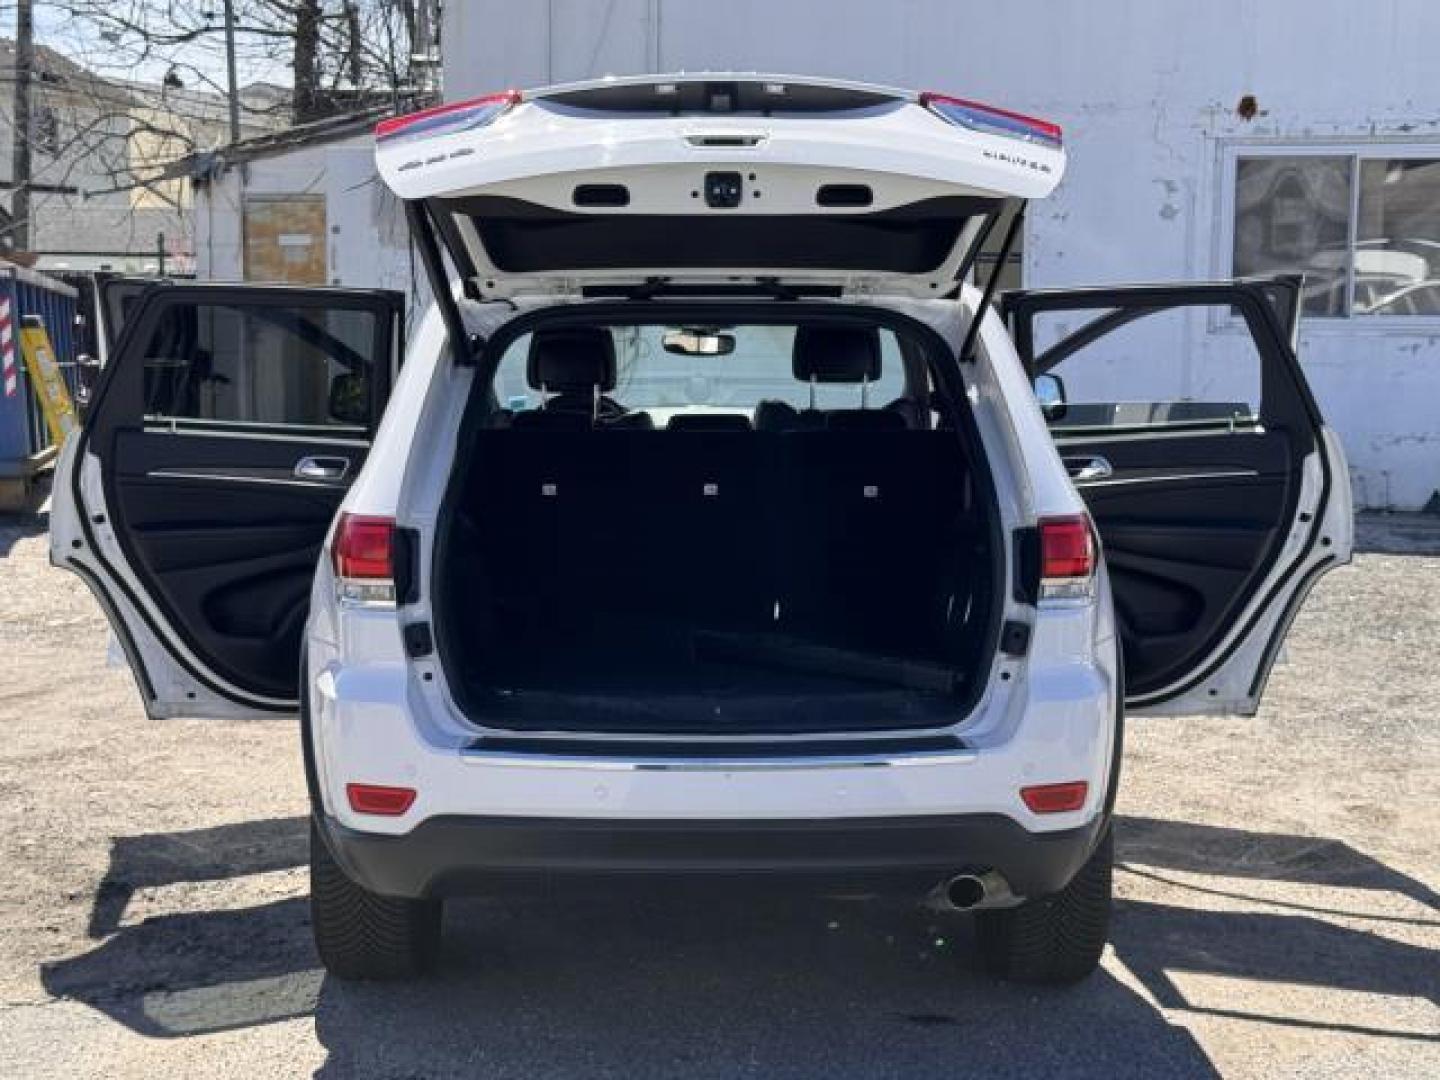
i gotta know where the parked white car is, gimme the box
[51,75,1352,984]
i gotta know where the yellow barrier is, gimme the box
[19,314,78,445]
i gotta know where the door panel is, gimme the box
[1063,430,1293,696]
[54,283,403,718]
[1004,280,1350,715]
[109,430,363,699]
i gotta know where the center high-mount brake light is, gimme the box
[332,512,396,607]
[375,90,522,143]
[1038,514,1096,602]
[919,92,1063,149]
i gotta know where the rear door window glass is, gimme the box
[1032,304,1262,432]
[140,302,379,433]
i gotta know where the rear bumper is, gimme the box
[317,811,1106,901]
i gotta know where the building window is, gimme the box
[33,107,60,156]
[1230,150,1440,318]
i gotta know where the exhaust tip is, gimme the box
[945,874,988,910]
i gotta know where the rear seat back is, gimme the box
[774,428,961,651]
[468,423,966,653]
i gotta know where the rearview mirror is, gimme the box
[663,328,736,356]
[1033,373,1067,422]
[328,373,369,426]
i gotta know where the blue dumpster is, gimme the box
[0,265,80,511]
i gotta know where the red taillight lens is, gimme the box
[1038,514,1095,600]
[1020,781,1089,814]
[375,90,521,142]
[919,91,1063,149]
[332,513,395,580]
[346,783,417,816]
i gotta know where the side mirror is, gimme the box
[1033,373,1067,422]
[328,373,370,426]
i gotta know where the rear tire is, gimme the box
[309,818,442,980]
[975,825,1112,985]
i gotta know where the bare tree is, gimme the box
[0,1,428,257]
[44,0,426,125]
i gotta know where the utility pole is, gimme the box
[223,0,242,143]
[11,0,35,251]
[414,0,438,99]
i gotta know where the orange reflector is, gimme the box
[1020,781,1089,814]
[346,783,417,816]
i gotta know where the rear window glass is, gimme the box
[493,323,911,427]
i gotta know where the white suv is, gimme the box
[51,75,1352,984]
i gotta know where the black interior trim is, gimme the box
[816,184,874,208]
[465,734,968,758]
[573,183,630,208]
[64,558,158,704]
[440,194,998,275]
[432,301,1006,737]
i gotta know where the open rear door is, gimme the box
[1004,279,1352,715]
[51,283,403,718]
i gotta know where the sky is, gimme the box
[2,3,292,92]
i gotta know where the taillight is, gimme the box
[919,92,1063,149]
[346,783,417,816]
[1020,781,1089,814]
[332,512,396,606]
[1038,514,1095,602]
[375,90,522,143]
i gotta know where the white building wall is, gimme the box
[447,0,1440,510]
[193,138,429,333]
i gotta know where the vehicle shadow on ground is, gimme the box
[86,816,309,938]
[38,814,1438,1075]
[0,514,48,557]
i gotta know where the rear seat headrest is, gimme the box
[527,327,617,393]
[667,413,754,432]
[792,326,882,383]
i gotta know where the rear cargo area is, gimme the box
[436,424,997,734]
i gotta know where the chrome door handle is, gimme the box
[1063,455,1113,482]
[294,455,350,481]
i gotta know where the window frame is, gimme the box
[137,301,384,437]
[1218,141,1440,332]
[85,284,403,452]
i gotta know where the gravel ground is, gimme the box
[0,512,1436,1079]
